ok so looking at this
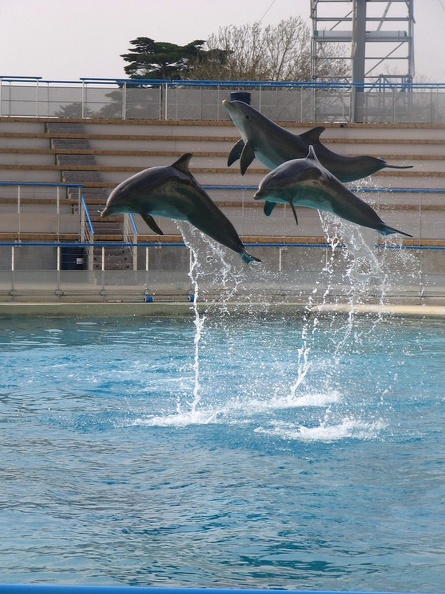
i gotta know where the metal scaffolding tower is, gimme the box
[311,1,415,93]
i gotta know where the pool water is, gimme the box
[1,312,444,591]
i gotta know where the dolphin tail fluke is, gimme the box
[241,250,262,265]
[227,139,245,167]
[379,224,413,238]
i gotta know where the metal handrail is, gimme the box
[80,195,94,238]
[0,241,443,250]
[0,182,83,188]
[4,74,445,90]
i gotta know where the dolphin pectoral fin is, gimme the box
[264,201,277,217]
[227,139,245,167]
[300,126,326,143]
[141,213,164,235]
[172,153,193,174]
[290,203,299,226]
[240,141,256,175]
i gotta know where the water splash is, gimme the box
[156,203,411,439]
[175,222,246,419]
[175,223,206,417]
[286,203,413,428]
[255,416,387,443]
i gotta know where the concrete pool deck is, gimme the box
[0,301,445,318]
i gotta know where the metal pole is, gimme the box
[352,0,366,123]
[56,186,60,241]
[163,83,168,120]
[10,245,15,297]
[35,79,39,117]
[81,81,86,119]
[122,82,127,120]
[17,185,21,241]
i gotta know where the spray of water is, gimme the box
[161,193,416,440]
[287,195,415,437]
[175,222,247,420]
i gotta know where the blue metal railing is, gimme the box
[128,213,139,234]
[4,74,445,90]
[81,194,95,237]
[0,241,443,251]
[0,182,83,188]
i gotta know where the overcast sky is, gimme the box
[1,0,445,82]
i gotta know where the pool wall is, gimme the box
[0,584,430,594]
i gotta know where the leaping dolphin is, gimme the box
[253,146,412,237]
[223,99,413,182]
[101,153,261,264]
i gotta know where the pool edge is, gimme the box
[0,301,445,317]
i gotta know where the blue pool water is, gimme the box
[1,312,444,591]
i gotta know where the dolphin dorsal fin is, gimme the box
[172,153,193,174]
[300,126,325,143]
[306,145,320,162]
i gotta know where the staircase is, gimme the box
[46,122,132,270]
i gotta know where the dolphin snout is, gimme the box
[253,189,267,201]
[222,99,235,114]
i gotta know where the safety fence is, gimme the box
[0,239,444,304]
[0,182,84,242]
[2,77,445,124]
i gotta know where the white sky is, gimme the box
[0,0,445,82]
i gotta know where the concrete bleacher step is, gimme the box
[51,138,93,150]
[57,154,99,166]
[91,216,121,233]
[45,121,124,240]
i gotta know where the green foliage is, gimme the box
[121,37,208,80]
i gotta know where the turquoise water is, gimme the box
[1,312,444,591]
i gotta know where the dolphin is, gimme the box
[253,146,412,237]
[101,153,261,264]
[223,99,413,182]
